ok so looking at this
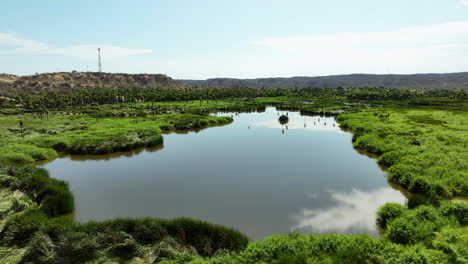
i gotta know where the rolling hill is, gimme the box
[179,72,468,89]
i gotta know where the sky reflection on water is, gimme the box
[292,187,406,236]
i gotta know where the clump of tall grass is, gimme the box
[0,166,74,217]
[0,144,57,164]
[84,217,249,256]
[1,209,249,263]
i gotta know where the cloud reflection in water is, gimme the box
[292,188,406,236]
[254,115,342,132]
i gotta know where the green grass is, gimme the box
[379,201,467,246]
[337,108,468,197]
[0,208,249,264]
[0,112,233,164]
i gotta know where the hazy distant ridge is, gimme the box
[179,72,468,89]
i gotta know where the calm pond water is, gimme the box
[41,107,406,240]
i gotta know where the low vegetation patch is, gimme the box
[337,109,468,198]
[0,113,233,164]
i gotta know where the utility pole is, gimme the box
[97,48,102,72]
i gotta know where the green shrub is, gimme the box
[440,201,468,225]
[386,216,421,245]
[409,178,432,195]
[385,205,456,245]
[273,253,308,264]
[432,226,468,264]
[388,165,415,189]
[378,151,404,167]
[376,203,407,229]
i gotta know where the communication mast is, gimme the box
[97,48,102,72]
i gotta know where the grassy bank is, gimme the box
[0,113,233,164]
[337,108,468,198]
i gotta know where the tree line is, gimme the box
[0,86,465,110]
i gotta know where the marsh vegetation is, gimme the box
[0,87,466,263]
[39,108,403,240]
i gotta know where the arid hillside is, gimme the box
[179,72,468,89]
[0,72,184,96]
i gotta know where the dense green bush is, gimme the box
[440,201,468,225]
[376,203,407,229]
[432,226,468,264]
[378,150,405,167]
[384,205,461,246]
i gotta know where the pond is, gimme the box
[40,107,406,240]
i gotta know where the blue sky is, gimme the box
[1,0,468,78]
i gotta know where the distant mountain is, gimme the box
[179,72,468,89]
[0,72,184,96]
[2,72,467,97]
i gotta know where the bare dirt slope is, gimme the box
[0,72,184,96]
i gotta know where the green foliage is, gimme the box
[84,217,249,257]
[376,203,407,229]
[378,150,406,167]
[383,204,463,246]
[189,233,439,264]
[0,112,232,164]
[338,109,468,197]
[432,226,468,264]
[440,200,468,225]
[0,166,74,217]
[0,144,57,164]
[1,209,48,247]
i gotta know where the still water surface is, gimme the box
[41,107,406,240]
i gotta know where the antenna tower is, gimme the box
[97,48,102,72]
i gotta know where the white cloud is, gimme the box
[250,21,468,76]
[459,0,468,6]
[0,32,152,60]
[0,33,49,53]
